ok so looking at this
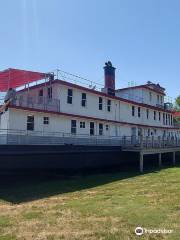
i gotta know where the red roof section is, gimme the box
[0,68,45,91]
[174,111,180,117]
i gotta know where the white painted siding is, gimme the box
[1,81,178,139]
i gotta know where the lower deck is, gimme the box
[123,147,180,172]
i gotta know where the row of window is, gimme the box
[67,89,112,111]
[131,106,173,125]
[27,116,49,130]
[71,120,109,135]
[27,116,109,135]
[27,116,178,138]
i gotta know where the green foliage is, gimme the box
[175,95,180,109]
[174,116,180,124]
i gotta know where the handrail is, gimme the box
[0,128,180,147]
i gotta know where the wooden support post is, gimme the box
[140,152,144,173]
[173,152,176,166]
[158,153,162,168]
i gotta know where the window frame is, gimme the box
[99,123,103,135]
[138,107,141,118]
[43,116,49,125]
[27,115,34,131]
[71,120,77,134]
[90,122,95,136]
[81,93,87,107]
[80,121,85,128]
[99,97,103,110]
[67,89,73,104]
[146,109,149,119]
[132,106,135,117]
[107,99,111,112]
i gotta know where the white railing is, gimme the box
[11,96,60,112]
[0,129,180,148]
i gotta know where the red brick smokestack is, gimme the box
[104,61,116,96]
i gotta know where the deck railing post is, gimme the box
[140,134,143,149]
[162,137,165,148]
[158,136,161,148]
[123,136,126,147]
[152,136,154,148]
[146,136,148,148]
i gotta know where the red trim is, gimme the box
[17,79,174,114]
[9,105,179,131]
[116,85,166,96]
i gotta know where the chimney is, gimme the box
[104,61,116,96]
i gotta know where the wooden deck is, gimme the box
[123,146,180,173]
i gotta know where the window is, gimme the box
[81,93,86,107]
[99,97,103,110]
[138,128,142,136]
[166,114,168,125]
[157,95,159,104]
[148,129,150,137]
[99,123,103,135]
[146,109,149,119]
[48,87,52,99]
[132,106,135,116]
[43,117,49,125]
[80,121,85,128]
[27,115,34,131]
[149,92,152,101]
[107,99,111,112]
[90,122,94,135]
[154,111,156,120]
[67,89,73,104]
[71,120,76,134]
[159,112,161,121]
[39,89,43,97]
[160,96,163,104]
[168,114,170,125]
[106,125,109,131]
[138,107,141,118]
[163,113,165,125]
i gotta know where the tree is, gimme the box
[175,95,180,110]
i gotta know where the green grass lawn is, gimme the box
[0,168,179,240]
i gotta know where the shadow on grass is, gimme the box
[0,164,178,204]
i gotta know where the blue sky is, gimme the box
[0,0,180,101]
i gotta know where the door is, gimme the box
[131,127,136,144]
[90,122,95,136]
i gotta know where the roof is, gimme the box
[0,68,45,91]
[116,84,166,96]
[174,111,180,117]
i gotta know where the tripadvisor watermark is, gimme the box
[135,227,173,236]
